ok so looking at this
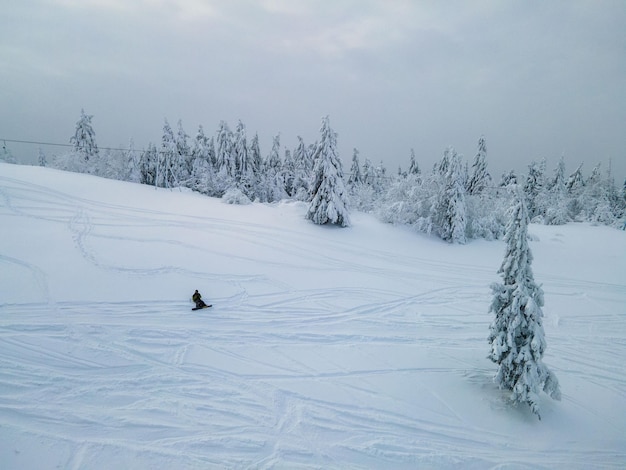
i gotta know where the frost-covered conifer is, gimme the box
[544,157,570,225]
[70,109,99,166]
[306,116,350,227]
[282,149,296,197]
[265,135,286,202]
[581,163,617,224]
[500,170,518,188]
[362,158,374,186]
[215,121,234,177]
[524,160,546,220]
[214,121,235,195]
[38,147,47,167]
[157,119,178,188]
[124,139,141,183]
[292,136,313,200]
[408,148,420,177]
[566,163,584,194]
[189,126,216,195]
[488,187,561,419]
[433,147,467,243]
[248,133,265,201]
[139,143,158,186]
[175,120,191,185]
[565,163,585,220]
[467,136,491,195]
[233,120,256,198]
[348,148,362,186]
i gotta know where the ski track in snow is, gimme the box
[1,170,626,469]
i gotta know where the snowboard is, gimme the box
[192,304,212,311]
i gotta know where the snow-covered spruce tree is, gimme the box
[189,126,216,195]
[70,109,99,164]
[348,148,362,187]
[156,119,178,188]
[524,159,546,221]
[467,135,491,195]
[544,156,570,225]
[306,116,350,227]
[488,186,561,419]
[214,120,235,195]
[38,147,47,167]
[565,163,585,221]
[500,170,518,188]
[292,136,313,201]
[464,137,504,240]
[233,120,256,199]
[139,143,158,186]
[408,148,420,177]
[377,172,429,228]
[265,134,287,202]
[248,133,265,201]
[282,148,296,197]
[581,163,616,225]
[124,139,141,183]
[433,147,467,244]
[348,149,378,211]
[175,120,191,186]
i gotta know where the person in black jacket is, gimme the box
[192,290,207,309]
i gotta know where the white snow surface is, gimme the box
[1,163,625,469]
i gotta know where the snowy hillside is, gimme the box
[1,163,625,469]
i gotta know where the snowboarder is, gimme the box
[192,290,208,309]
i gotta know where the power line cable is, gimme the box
[1,137,137,153]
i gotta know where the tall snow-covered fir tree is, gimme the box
[292,136,313,200]
[306,116,350,227]
[215,120,235,178]
[347,148,362,186]
[70,109,99,163]
[124,139,141,183]
[488,187,561,419]
[139,143,158,186]
[544,156,570,225]
[282,148,296,197]
[233,120,256,199]
[467,135,490,195]
[214,120,235,195]
[175,120,191,186]
[265,135,286,202]
[38,147,47,167]
[433,147,467,244]
[189,125,216,195]
[248,133,265,201]
[524,159,546,220]
[156,119,178,188]
[408,148,420,177]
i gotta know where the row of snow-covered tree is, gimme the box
[365,140,626,243]
[25,109,626,241]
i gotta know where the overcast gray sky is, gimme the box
[2,0,625,182]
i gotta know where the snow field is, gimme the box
[1,163,625,469]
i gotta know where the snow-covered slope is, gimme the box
[1,163,625,469]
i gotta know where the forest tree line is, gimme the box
[4,110,625,242]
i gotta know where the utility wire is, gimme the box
[1,138,137,153]
[1,137,399,178]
